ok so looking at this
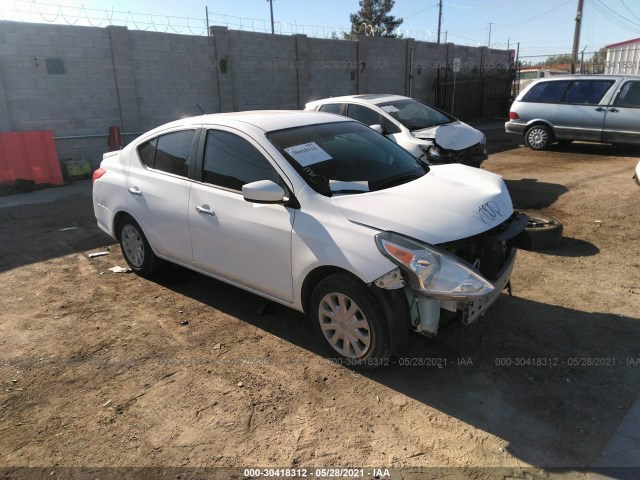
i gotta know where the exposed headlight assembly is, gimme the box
[375,231,495,300]
[419,144,442,161]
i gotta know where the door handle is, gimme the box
[608,108,619,113]
[595,107,605,112]
[128,186,142,195]
[196,205,215,216]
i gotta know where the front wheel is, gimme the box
[118,215,164,276]
[525,125,553,150]
[310,274,389,370]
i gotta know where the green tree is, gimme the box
[350,0,403,38]
[590,47,607,65]
[544,54,572,67]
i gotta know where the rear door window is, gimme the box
[613,81,640,108]
[560,80,615,105]
[318,103,344,114]
[522,80,569,103]
[137,130,195,178]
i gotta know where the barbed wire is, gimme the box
[1,0,464,44]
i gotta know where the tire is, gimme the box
[117,215,164,276]
[523,215,563,250]
[310,273,389,370]
[525,125,553,150]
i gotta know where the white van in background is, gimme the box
[515,69,568,95]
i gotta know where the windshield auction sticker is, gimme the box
[285,142,332,167]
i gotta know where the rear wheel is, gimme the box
[525,125,553,150]
[118,215,164,276]
[310,274,389,369]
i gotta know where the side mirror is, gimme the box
[242,180,286,204]
[369,124,384,134]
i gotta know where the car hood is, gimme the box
[412,121,484,150]
[332,164,513,245]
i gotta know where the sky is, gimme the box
[2,0,639,61]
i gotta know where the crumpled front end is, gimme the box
[376,212,527,337]
[414,122,488,168]
[423,142,488,168]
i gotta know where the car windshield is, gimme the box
[267,121,429,197]
[377,99,454,131]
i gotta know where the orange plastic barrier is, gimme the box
[0,130,64,186]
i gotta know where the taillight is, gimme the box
[92,168,107,184]
[509,111,519,120]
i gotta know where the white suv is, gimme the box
[305,94,488,167]
[93,111,525,369]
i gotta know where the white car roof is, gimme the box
[147,110,350,136]
[307,94,410,107]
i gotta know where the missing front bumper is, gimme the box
[406,247,517,336]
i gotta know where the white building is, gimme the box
[605,38,640,75]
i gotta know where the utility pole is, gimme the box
[437,0,443,44]
[268,0,274,34]
[571,0,584,74]
[488,22,493,48]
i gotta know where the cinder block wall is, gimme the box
[0,20,512,167]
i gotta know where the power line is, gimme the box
[588,0,640,33]
[619,0,640,24]
[404,3,439,20]
[444,0,573,34]
[595,0,640,27]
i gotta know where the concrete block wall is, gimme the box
[355,35,408,95]
[305,37,358,102]
[0,22,120,162]
[0,20,511,167]
[409,41,450,104]
[225,29,298,110]
[130,29,219,128]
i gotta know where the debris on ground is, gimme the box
[88,251,109,258]
[107,266,131,273]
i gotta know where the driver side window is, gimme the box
[202,130,282,192]
[347,104,381,126]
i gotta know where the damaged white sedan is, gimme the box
[305,94,488,167]
[93,111,526,369]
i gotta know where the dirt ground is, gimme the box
[1,135,639,479]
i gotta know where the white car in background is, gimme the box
[305,94,488,167]
[93,111,525,369]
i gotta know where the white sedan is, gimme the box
[92,111,526,369]
[305,94,488,167]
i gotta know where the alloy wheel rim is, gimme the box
[318,292,371,359]
[122,224,144,268]
[529,128,548,148]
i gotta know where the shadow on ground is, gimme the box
[505,178,568,209]
[153,266,640,470]
[549,142,640,158]
[0,184,112,273]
